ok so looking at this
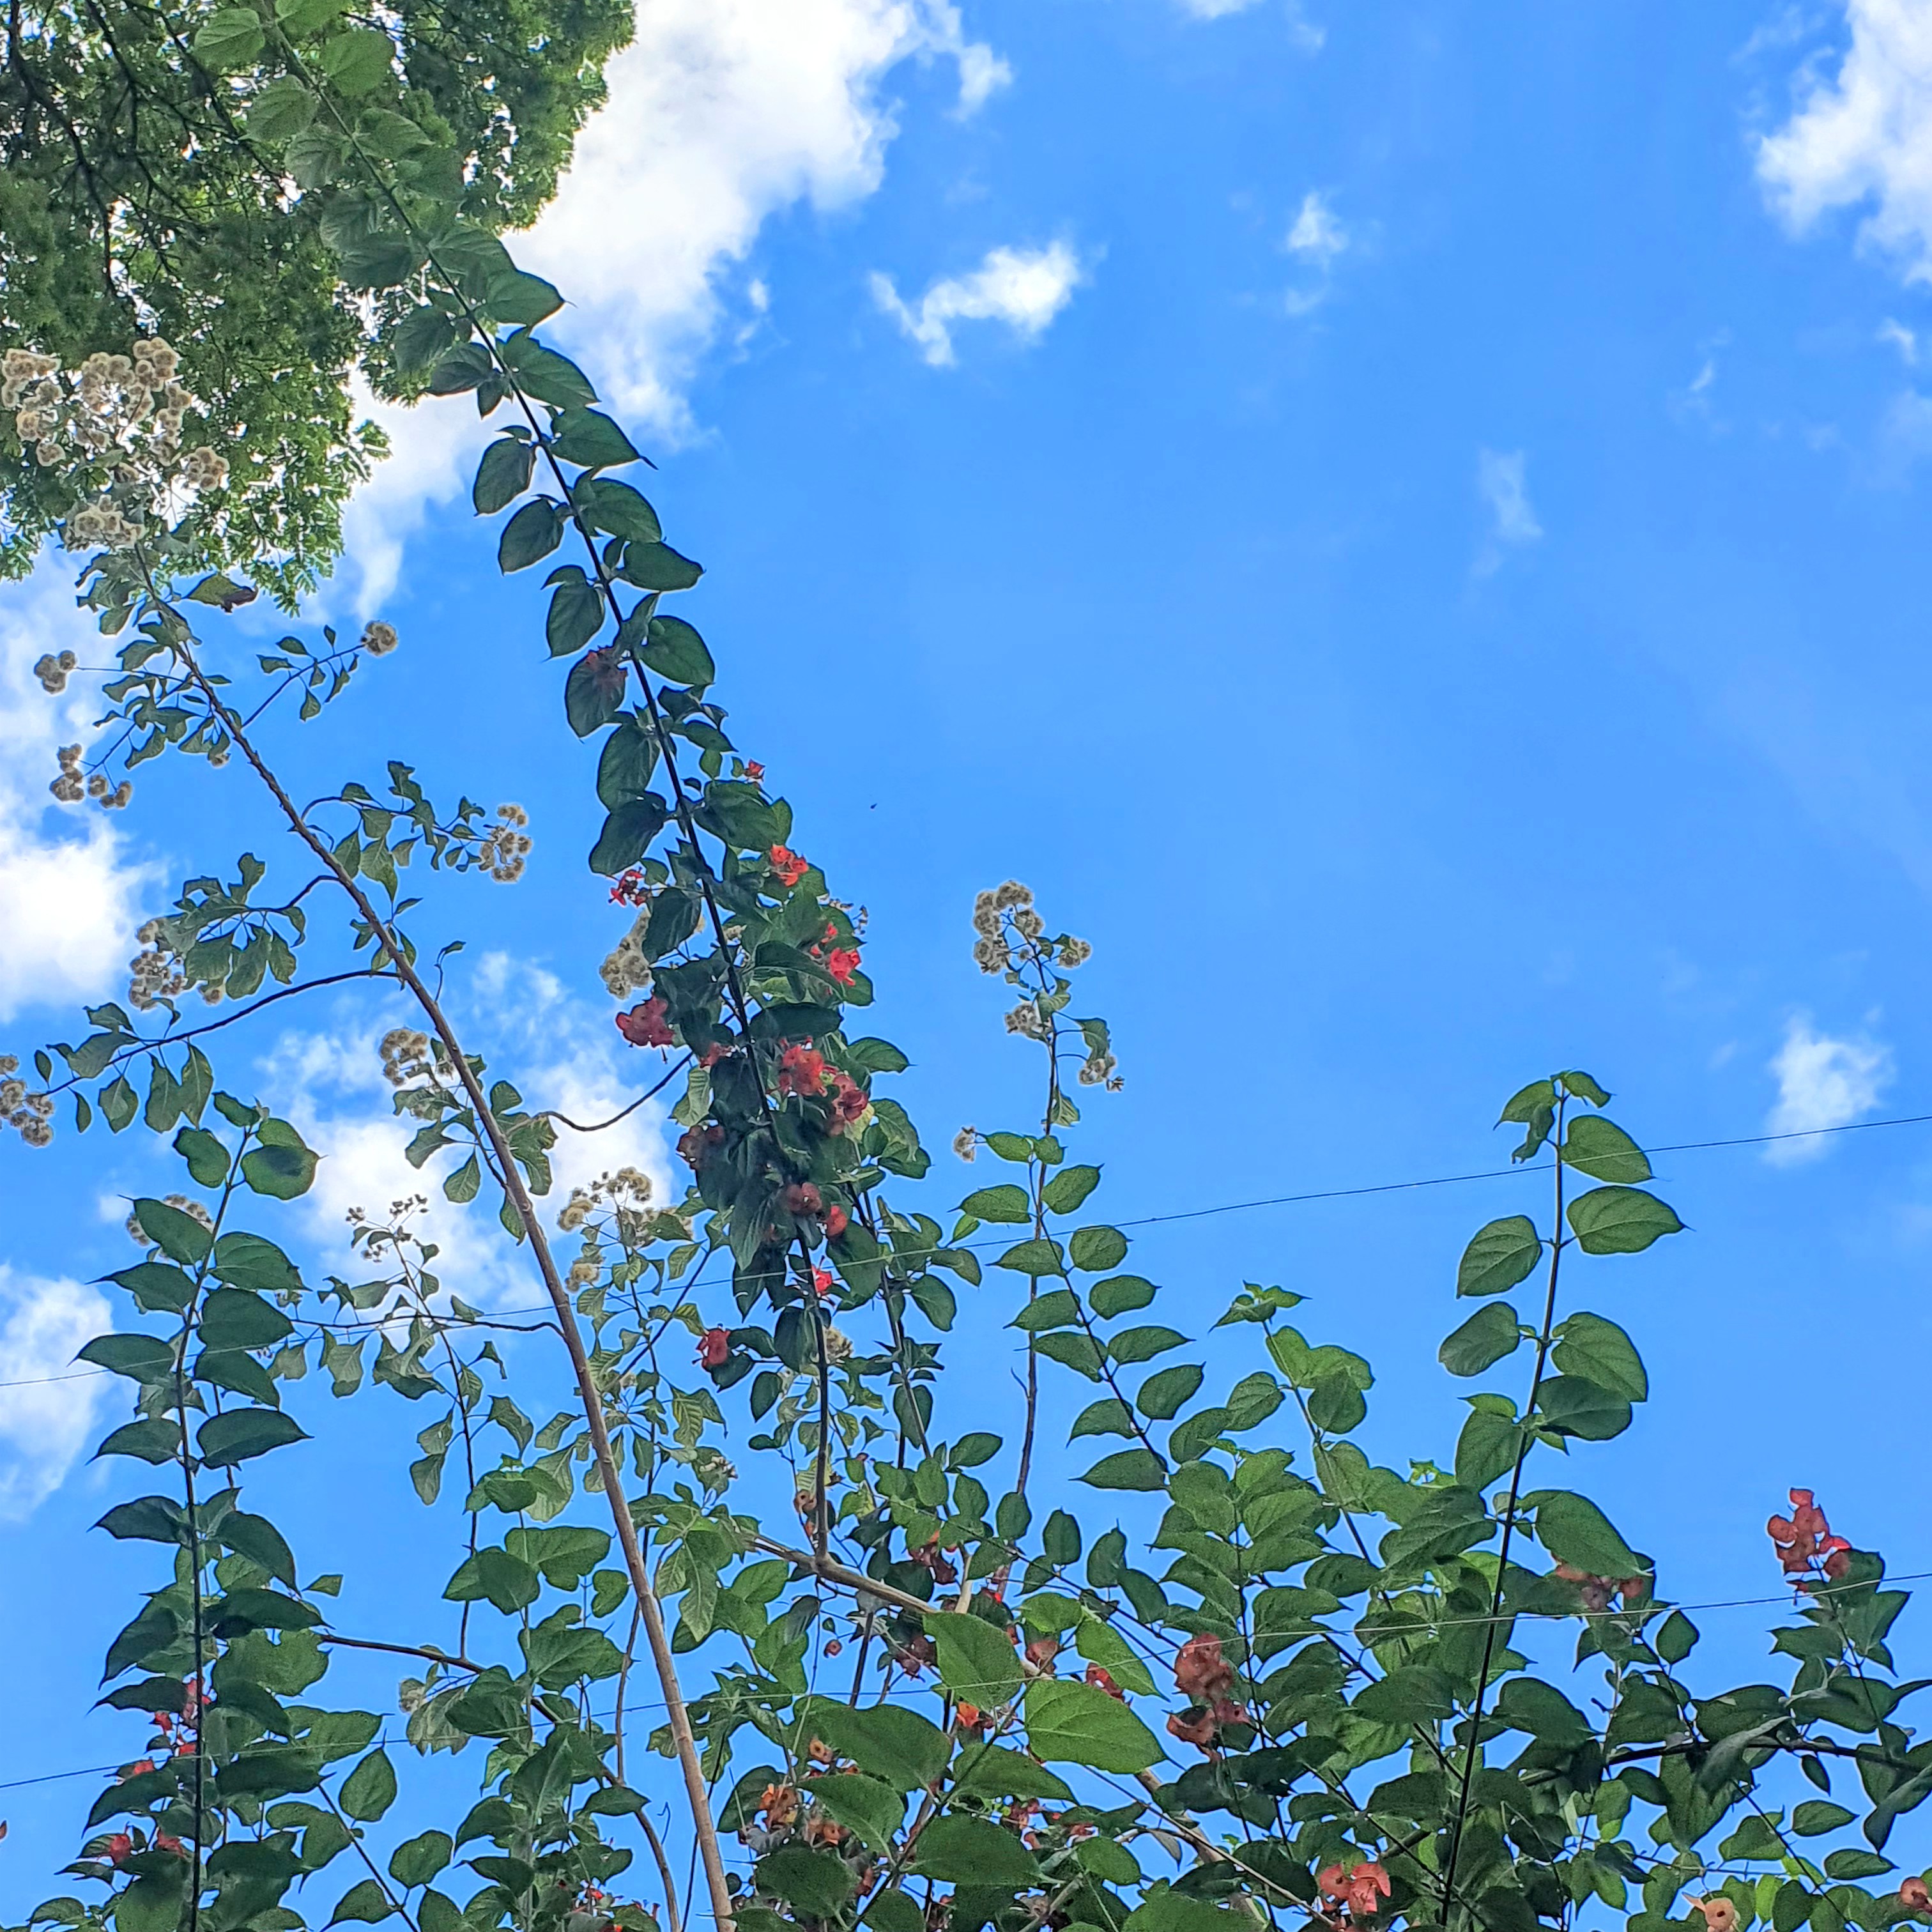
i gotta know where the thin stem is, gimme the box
[1440,1097,1569,1926]
[316,1634,482,1673]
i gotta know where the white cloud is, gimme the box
[1473,448,1543,575]
[1174,0,1325,45]
[0,1266,111,1522]
[1757,0,1932,279]
[259,956,675,1303]
[521,0,1008,422]
[870,241,1085,365]
[1765,1013,1894,1162]
[1285,190,1348,268]
[0,567,155,1019]
[1880,315,1920,360]
[339,0,1009,605]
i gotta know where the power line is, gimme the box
[7,1101,1931,1397]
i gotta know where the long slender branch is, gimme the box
[163,627,738,1932]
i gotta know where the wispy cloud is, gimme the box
[1473,448,1543,576]
[1282,190,1349,314]
[1174,0,1324,47]
[0,1266,111,1522]
[1668,330,1732,432]
[1879,316,1919,363]
[870,241,1085,366]
[1757,1,1932,280]
[0,567,156,1019]
[1765,1013,1894,1162]
[338,0,1009,608]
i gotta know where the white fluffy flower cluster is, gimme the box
[970,878,1092,977]
[600,912,654,997]
[33,649,75,694]
[360,620,399,657]
[0,1055,53,1148]
[480,804,532,882]
[4,339,226,553]
[128,920,188,1011]
[379,1027,436,1087]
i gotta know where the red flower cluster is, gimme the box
[778,1041,826,1096]
[1768,1488,1851,1581]
[783,1181,824,1216]
[1552,1563,1650,1614]
[811,1267,835,1299]
[698,1327,730,1369]
[825,947,861,986]
[825,1204,850,1239]
[676,1123,724,1167]
[1084,1664,1124,1701]
[103,1833,132,1867]
[825,1070,867,1132]
[744,762,765,781]
[1173,1633,1236,1702]
[1318,1863,1391,1923]
[615,997,674,1048]
[954,1701,985,1729]
[699,1041,732,1068]
[608,868,650,906]
[1899,1880,1931,1915]
[1167,1700,1247,1751]
[769,845,808,887]
[1025,1636,1061,1675]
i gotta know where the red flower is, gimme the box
[1025,1636,1060,1674]
[676,1123,723,1167]
[698,1327,730,1369]
[824,1204,849,1239]
[1693,1901,1739,1932]
[769,845,808,887]
[1768,1488,1852,1581]
[825,947,861,986]
[1084,1665,1124,1701]
[778,1041,827,1096]
[1167,1707,1217,1750]
[615,997,674,1048]
[1318,1864,1391,1922]
[699,1041,731,1068]
[1174,1632,1235,1703]
[1899,1881,1931,1915]
[154,1834,187,1858]
[825,1071,869,1133]
[121,1759,156,1780]
[103,1833,133,1867]
[954,1702,984,1728]
[608,868,650,906]
[745,762,765,781]
[783,1182,824,1216]
[812,1268,834,1299]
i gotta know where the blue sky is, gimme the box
[7,0,1932,1900]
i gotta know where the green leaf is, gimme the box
[1439,1302,1522,1377]
[200,1288,295,1351]
[950,1744,1075,1803]
[1042,1165,1102,1215]
[1536,1374,1632,1439]
[498,498,565,573]
[198,1409,310,1467]
[1793,1802,1857,1837]
[1558,1070,1611,1106]
[1494,1676,1593,1745]
[620,542,703,592]
[550,409,640,471]
[588,796,671,875]
[132,1196,211,1264]
[997,1238,1065,1278]
[805,1773,904,1853]
[1458,1215,1542,1297]
[319,27,394,96]
[444,1548,540,1614]
[1655,1609,1699,1664]
[339,1748,398,1821]
[213,1232,302,1294]
[1551,1310,1648,1400]
[1308,1372,1366,1433]
[926,1613,1022,1706]
[797,1697,949,1792]
[911,1814,1041,1888]
[1090,1275,1157,1317]
[1080,1446,1169,1491]
[174,1126,229,1184]
[575,478,661,544]
[549,571,606,659]
[565,647,625,732]
[78,1333,174,1384]
[1565,1186,1685,1255]
[115,1872,186,1932]
[483,270,564,328]
[862,1892,923,1932]
[500,338,597,409]
[1137,1363,1204,1420]
[444,1154,481,1204]
[1042,1509,1082,1565]
[754,1848,853,1919]
[1531,1490,1644,1577]
[948,1432,1001,1468]
[1069,1225,1128,1273]
[1110,1325,1187,1364]
[220,1510,299,1589]
[194,7,265,68]
[1013,1289,1079,1333]
[640,615,715,687]
[96,1418,181,1464]
[388,1831,452,1889]
[597,717,658,807]
[1024,1677,1162,1772]
[473,437,535,515]
[328,1877,396,1925]
[241,1124,319,1200]
[1561,1115,1653,1184]
[962,1184,1032,1224]
[1455,1406,1521,1491]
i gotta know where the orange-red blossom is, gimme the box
[1318,1862,1391,1921]
[1767,1488,1851,1581]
